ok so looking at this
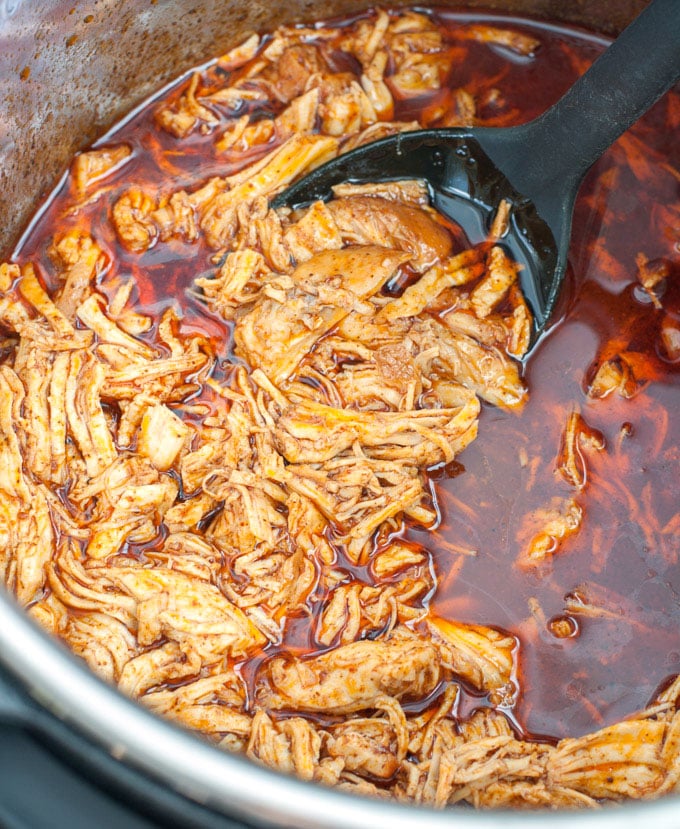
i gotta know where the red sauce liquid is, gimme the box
[11,10,680,742]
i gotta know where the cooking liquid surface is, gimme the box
[14,10,680,742]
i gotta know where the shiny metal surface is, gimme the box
[1,1,678,826]
[1,593,679,828]
[0,0,649,257]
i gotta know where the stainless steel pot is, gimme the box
[1,1,676,827]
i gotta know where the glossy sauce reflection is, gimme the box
[410,13,680,739]
[12,11,680,743]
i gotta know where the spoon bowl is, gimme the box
[274,0,680,346]
[276,128,561,336]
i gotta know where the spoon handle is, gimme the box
[492,0,680,204]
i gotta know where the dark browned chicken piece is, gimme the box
[327,196,453,272]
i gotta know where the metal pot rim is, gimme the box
[0,592,678,828]
[1,1,676,825]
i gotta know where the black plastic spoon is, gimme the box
[273,0,680,346]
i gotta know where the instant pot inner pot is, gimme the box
[0,0,649,257]
[3,2,675,829]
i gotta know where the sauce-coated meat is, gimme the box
[2,6,679,811]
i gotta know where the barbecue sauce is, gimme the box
[11,10,680,744]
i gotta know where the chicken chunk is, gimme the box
[137,403,192,471]
[151,191,199,244]
[197,250,273,319]
[118,642,201,697]
[234,246,409,383]
[548,720,666,799]
[112,188,158,252]
[274,396,479,466]
[414,317,527,409]
[12,342,67,486]
[72,144,132,194]
[427,615,517,697]
[62,350,118,479]
[378,248,484,321]
[199,134,339,249]
[518,497,583,567]
[85,476,178,560]
[17,263,78,338]
[261,43,328,102]
[102,567,267,659]
[327,718,401,778]
[327,196,453,272]
[77,293,157,363]
[333,343,423,411]
[556,409,605,490]
[283,200,343,263]
[155,73,218,138]
[51,231,107,320]
[247,711,321,780]
[102,352,207,401]
[458,24,540,56]
[259,627,440,713]
[587,356,637,399]
[317,575,431,646]
[331,179,429,206]
[341,120,420,152]
[470,246,520,318]
[277,456,429,554]
[58,607,138,684]
[0,413,55,605]
[144,672,251,740]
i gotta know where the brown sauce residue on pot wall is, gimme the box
[13,11,680,744]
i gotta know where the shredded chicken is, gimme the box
[635,252,668,308]
[233,246,410,383]
[155,73,220,138]
[556,409,605,490]
[274,397,479,465]
[3,7,679,814]
[587,356,638,399]
[72,145,132,194]
[458,24,540,56]
[260,626,441,714]
[427,616,517,699]
[518,497,583,567]
[326,196,453,272]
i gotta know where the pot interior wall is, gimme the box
[0,0,649,258]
